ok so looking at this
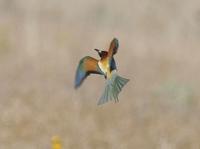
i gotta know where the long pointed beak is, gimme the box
[94,49,99,52]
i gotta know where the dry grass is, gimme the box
[0,0,200,148]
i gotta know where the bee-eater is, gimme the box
[75,38,129,105]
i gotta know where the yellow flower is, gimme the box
[52,136,62,149]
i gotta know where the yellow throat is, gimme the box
[98,58,111,78]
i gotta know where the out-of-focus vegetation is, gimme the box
[0,0,200,148]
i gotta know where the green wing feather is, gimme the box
[97,72,129,105]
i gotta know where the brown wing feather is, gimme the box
[75,56,102,88]
[84,57,99,72]
[108,38,119,57]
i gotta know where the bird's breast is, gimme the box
[98,58,110,75]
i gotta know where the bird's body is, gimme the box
[95,38,118,79]
[75,38,129,105]
[98,57,111,78]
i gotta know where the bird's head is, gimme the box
[94,49,108,58]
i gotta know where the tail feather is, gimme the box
[97,73,129,105]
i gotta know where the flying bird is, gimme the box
[75,38,129,105]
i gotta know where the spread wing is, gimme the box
[108,38,119,57]
[75,56,102,89]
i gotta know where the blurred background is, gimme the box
[0,0,200,148]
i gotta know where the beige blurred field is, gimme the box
[0,0,200,148]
